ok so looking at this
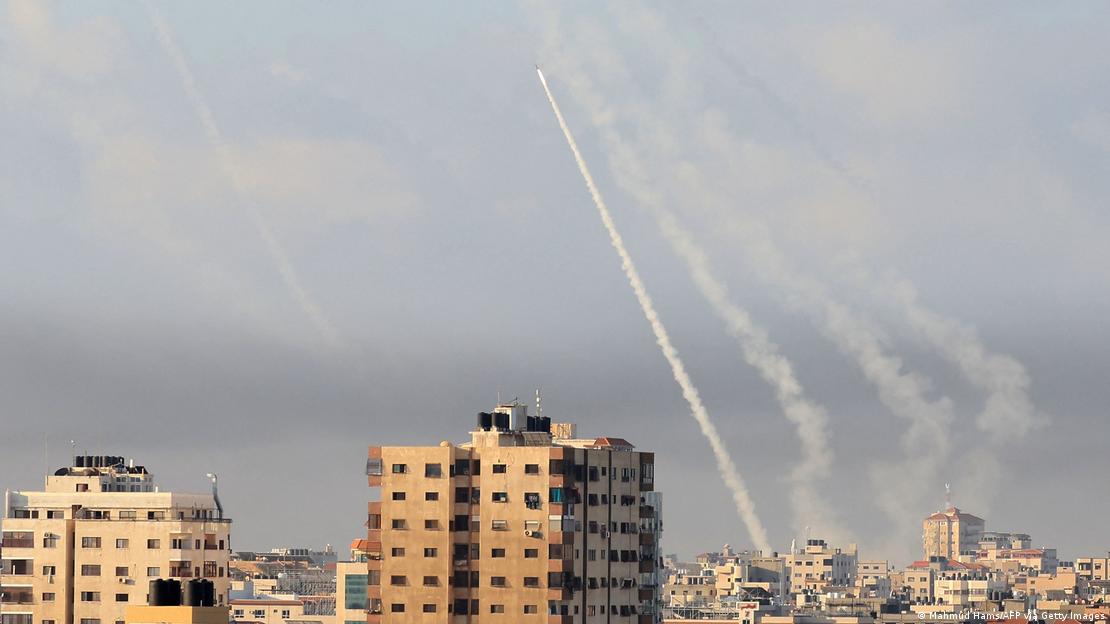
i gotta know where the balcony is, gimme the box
[639,559,655,573]
[0,533,34,549]
[0,590,35,605]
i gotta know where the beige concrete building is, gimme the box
[125,605,229,624]
[664,570,717,607]
[334,551,368,624]
[922,506,984,560]
[855,561,892,598]
[1,456,231,624]
[229,599,304,624]
[714,553,786,601]
[1075,556,1110,582]
[785,540,857,595]
[365,403,662,622]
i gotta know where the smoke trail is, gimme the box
[147,6,341,349]
[537,67,773,554]
[681,6,1042,490]
[601,131,845,541]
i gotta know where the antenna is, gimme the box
[535,388,542,418]
[945,483,952,509]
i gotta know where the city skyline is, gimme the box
[4,1,1110,566]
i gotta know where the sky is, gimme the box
[2,1,1110,566]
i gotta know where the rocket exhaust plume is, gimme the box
[537,66,772,554]
[147,5,340,349]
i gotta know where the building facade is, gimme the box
[1,456,231,624]
[365,403,662,622]
[922,507,984,560]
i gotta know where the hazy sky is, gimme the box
[3,1,1110,565]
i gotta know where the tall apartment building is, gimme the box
[922,506,984,560]
[365,403,663,622]
[1,456,231,624]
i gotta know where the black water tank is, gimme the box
[478,412,493,431]
[541,417,551,432]
[162,579,182,606]
[148,580,165,606]
[202,579,215,607]
[183,579,201,607]
[494,412,509,430]
[525,416,536,432]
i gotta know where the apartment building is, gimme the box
[1075,556,1110,582]
[922,506,984,560]
[0,456,231,624]
[365,403,662,622]
[714,553,787,601]
[784,540,857,595]
[855,561,892,598]
[335,541,370,624]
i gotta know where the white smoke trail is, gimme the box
[601,132,845,542]
[147,6,340,349]
[537,67,773,554]
[680,5,1042,507]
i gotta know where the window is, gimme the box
[492,463,507,474]
[81,537,102,548]
[391,463,407,474]
[524,548,538,558]
[424,463,442,477]
[391,491,406,501]
[425,491,439,501]
[525,520,541,532]
[115,539,129,549]
[115,594,128,603]
[524,492,541,509]
[524,604,538,614]
[422,604,437,613]
[491,492,508,503]
[523,576,540,588]
[524,463,540,474]
[491,548,506,558]
[549,487,564,503]
[391,547,406,557]
[365,458,382,476]
[490,576,507,587]
[147,539,161,549]
[491,520,508,531]
[115,566,129,577]
[423,576,438,586]
[390,575,407,586]
[42,565,57,576]
[43,534,58,548]
[390,604,404,613]
[42,593,56,602]
[81,565,101,576]
[80,592,101,602]
[391,519,407,529]
[118,511,136,520]
[147,567,160,577]
[424,548,438,558]
[491,604,505,613]
[424,519,440,530]
[280,611,290,619]
[80,619,101,624]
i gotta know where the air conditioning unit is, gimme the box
[524,530,535,537]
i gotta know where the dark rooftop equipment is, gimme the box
[149,579,182,607]
[183,579,214,607]
[477,412,493,431]
[493,412,510,431]
[541,416,551,433]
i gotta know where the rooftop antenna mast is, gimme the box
[945,482,952,509]
[535,388,542,418]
